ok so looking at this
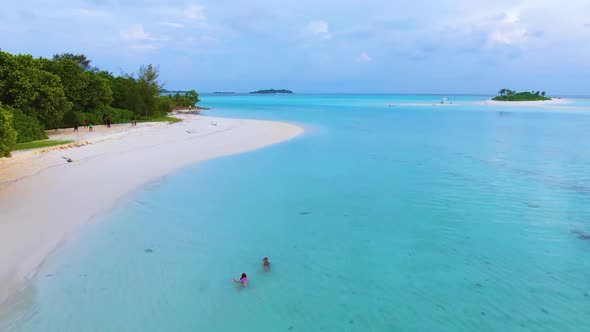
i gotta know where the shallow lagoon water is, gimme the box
[2,95,590,331]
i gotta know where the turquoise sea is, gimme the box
[2,95,590,331]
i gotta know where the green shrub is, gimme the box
[156,96,175,114]
[11,107,47,143]
[69,106,134,127]
[0,104,17,157]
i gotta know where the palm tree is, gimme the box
[498,88,506,96]
[507,89,515,96]
[541,91,546,97]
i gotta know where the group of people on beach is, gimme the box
[72,114,137,132]
[232,257,270,288]
[73,119,94,132]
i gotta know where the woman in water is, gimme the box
[262,257,270,271]
[233,273,248,287]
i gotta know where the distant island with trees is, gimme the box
[250,89,293,94]
[493,89,551,101]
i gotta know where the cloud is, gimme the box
[184,5,206,21]
[305,20,331,40]
[120,24,151,41]
[160,22,185,28]
[357,52,372,62]
[75,8,109,18]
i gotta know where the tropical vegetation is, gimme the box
[493,89,550,101]
[250,89,293,94]
[0,50,200,157]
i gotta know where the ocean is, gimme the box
[2,95,590,331]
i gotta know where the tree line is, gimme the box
[498,88,546,97]
[0,50,200,157]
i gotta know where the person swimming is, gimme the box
[263,257,270,270]
[233,273,248,287]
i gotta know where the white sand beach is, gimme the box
[474,98,570,107]
[0,114,303,304]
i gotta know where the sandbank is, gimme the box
[0,114,303,304]
[474,98,570,107]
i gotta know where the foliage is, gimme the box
[41,58,113,112]
[156,96,175,114]
[53,53,92,70]
[156,90,201,113]
[137,64,163,116]
[0,51,72,129]
[250,89,293,94]
[69,106,135,127]
[138,115,182,124]
[11,107,47,143]
[0,104,17,157]
[492,91,551,101]
[11,139,73,152]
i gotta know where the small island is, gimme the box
[250,89,293,94]
[492,89,551,101]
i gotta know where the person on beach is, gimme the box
[102,114,108,127]
[73,120,79,132]
[89,121,94,132]
[263,257,270,270]
[233,273,248,287]
[106,116,111,128]
[84,119,89,128]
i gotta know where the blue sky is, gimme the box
[2,0,590,94]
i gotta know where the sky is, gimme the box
[1,0,590,94]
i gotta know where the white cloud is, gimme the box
[75,8,109,18]
[489,28,527,45]
[357,51,372,62]
[184,5,206,21]
[160,22,185,28]
[306,20,331,40]
[120,24,151,41]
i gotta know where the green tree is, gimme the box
[52,53,92,70]
[0,51,71,129]
[498,88,506,96]
[137,64,163,116]
[9,106,47,143]
[0,103,17,157]
[42,58,112,113]
[82,71,113,111]
[541,91,546,97]
[185,89,200,105]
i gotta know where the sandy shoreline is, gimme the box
[474,98,570,107]
[0,114,303,304]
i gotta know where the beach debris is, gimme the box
[299,211,312,215]
[571,230,590,241]
[144,248,154,253]
[62,156,73,163]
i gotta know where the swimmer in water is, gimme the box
[262,257,270,270]
[233,273,248,287]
